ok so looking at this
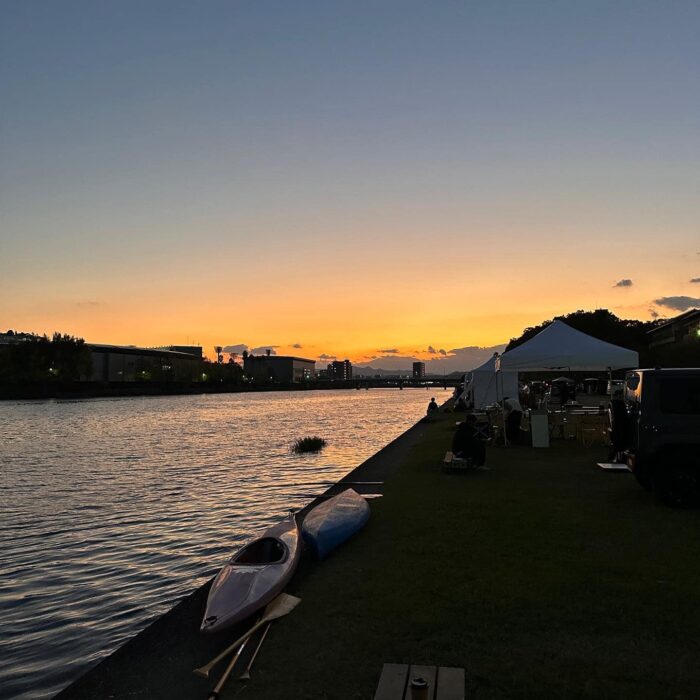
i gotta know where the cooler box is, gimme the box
[530,410,550,448]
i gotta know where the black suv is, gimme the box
[620,369,700,505]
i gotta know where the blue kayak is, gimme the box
[302,488,370,559]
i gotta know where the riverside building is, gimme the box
[647,308,700,350]
[328,359,352,380]
[88,344,202,382]
[243,353,315,383]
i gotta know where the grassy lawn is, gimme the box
[239,412,700,699]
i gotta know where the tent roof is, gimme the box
[470,353,516,374]
[497,320,639,371]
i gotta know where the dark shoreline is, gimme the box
[53,415,430,700]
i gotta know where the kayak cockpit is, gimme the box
[233,537,287,565]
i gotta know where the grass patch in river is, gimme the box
[291,436,327,454]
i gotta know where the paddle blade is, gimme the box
[262,593,301,622]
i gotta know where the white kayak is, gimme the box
[201,513,300,634]
[302,488,370,559]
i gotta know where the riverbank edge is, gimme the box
[54,411,435,699]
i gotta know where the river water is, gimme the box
[0,388,441,699]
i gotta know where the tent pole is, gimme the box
[498,360,508,447]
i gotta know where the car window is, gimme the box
[659,377,700,414]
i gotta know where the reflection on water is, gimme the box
[0,388,439,699]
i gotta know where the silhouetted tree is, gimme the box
[0,332,92,383]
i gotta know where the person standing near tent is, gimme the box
[608,388,629,462]
[559,382,570,407]
[503,396,523,443]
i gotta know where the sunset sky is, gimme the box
[1,1,698,369]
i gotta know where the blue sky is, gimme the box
[1,1,698,366]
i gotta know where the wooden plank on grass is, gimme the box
[403,665,437,700]
[436,667,465,700]
[596,462,631,472]
[374,663,408,700]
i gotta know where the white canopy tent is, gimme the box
[463,353,519,409]
[496,320,639,372]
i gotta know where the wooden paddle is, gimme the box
[239,623,271,681]
[207,635,250,699]
[194,594,301,679]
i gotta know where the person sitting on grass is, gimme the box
[452,414,486,467]
[427,397,439,414]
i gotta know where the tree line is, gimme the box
[0,332,93,383]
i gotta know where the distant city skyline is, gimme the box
[2,2,698,364]
[226,342,506,373]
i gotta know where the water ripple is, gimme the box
[0,388,439,699]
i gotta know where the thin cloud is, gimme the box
[75,300,103,308]
[613,279,633,288]
[292,343,303,348]
[690,278,700,284]
[378,348,399,354]
[318,353,336,361]
[439,349,447,356]
[653,296,700,312]
[648,308,660,319]
[222,343,248,354]
[427,346,437,354]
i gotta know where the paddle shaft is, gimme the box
[239,623,271,681]
[207,637,249,700]
[196,618,267,678]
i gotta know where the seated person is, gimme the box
[427,397,439,414]
[452,414,486,466]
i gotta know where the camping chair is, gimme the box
[549,412,565,440]
[474,418,491,442]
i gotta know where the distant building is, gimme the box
[243,354,315,383]
[413,361,426,380]
[328,359,352,380]
[0,331,35,345]
[88,344,202,382]
[0,334,204,383]
[647,309,700,349]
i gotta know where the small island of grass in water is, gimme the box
[292,436,327,454]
